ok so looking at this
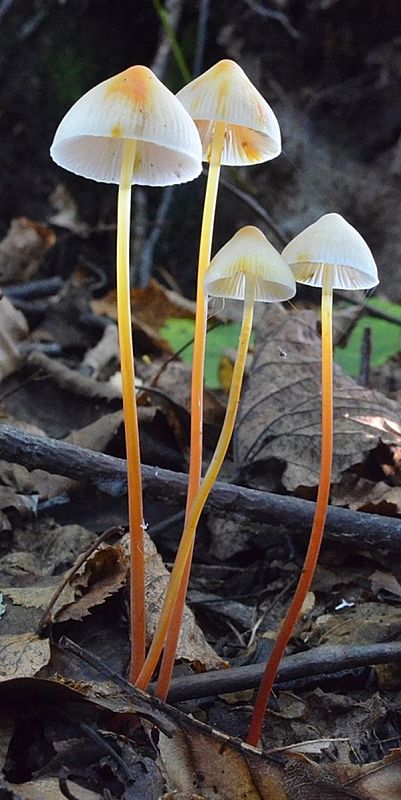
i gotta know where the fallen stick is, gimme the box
[0,423,401,551]
[162,641,401,702]
[59,636,401,703]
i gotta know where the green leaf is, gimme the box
[159,317,254,389]
[335,298,401,377]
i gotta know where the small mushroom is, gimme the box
[247,212,378,747]
[135,226,295,694]
[155,60,282,697]
[50,65,202,682]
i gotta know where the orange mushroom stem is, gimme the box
[135,226,295,693]
[156,60,282,697]
[50,65,202,682]
[247,213,379,746]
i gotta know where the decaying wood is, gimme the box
[0,422,401,551]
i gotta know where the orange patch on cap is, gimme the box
[106,66,152,109]
[111,123,123,137]
[241,139,261,162]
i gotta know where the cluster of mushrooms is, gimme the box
[50,59,379,748]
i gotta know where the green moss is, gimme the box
[159,317,255,390]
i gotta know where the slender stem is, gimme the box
[135,280,255,691]
[246,273,333,747]
[153,121,226,698]
[117,139,146,683]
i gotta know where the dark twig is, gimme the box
[339,293,401,327]
[160,641,401,702]
[135,0,186,287]
[0,424,401,551]
[219,173,287,246]
[58,636,176,738]
[242,0,300,39]
[4,276,63,300]
[358,327,372,388]
[193,0,210,77]
[59,635,401,704]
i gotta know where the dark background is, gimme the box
[0,0,400,296]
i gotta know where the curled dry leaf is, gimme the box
[0,216,55,284]
[91,278,196,354]
[54,541,129,624]
[0,295,28,382]
[236,306,401,492]
[0,633,50,681]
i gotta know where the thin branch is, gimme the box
[161,641,401,702]
[242,0,300,39]
[0,424,401,551]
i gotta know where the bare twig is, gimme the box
[358,327,372,388]
[0,424,401,551]
[219,173,287,246]
[26,351,122,403]
[193,0,210,77]
[161,641,401,702]
[59,635,401,704]
[242,0,300,39]
[135,0,187,287]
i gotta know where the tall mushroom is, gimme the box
[50,65,202,681]
[247,212,379,746]
[135,226,296,693]
[154,59,282,697]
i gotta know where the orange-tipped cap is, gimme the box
[50,65,202,186]
[177,59,281,166]
[204,226,296,302]
[282,213,379,290]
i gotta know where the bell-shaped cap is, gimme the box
[176,59,281,166]
[50,65,202,186]
[204,226,296,302]
[282,213,379,290]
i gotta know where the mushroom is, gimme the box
[247,212,379,746]
[135,226,296,694]
[50,65,202,681]
[155,59,282,696]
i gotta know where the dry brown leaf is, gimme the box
[331,749,401,800]
[54,542,129,623]
[142,532,225,672]
[91,278,196,355]
[159,715,401,800]
[1,677,398,800]
[332,475,401,514]
[0,633,50,681]
[236,306,401,492]
[3,583,76,614]
[0,216,55,284]
[0,295,28,381]
[45,530,224,670]
[369,570,401,599]
[311,602,401,646]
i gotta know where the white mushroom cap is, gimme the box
[282,213,379,290]
[50,65,202,186]
[204,226,296,302]
[176,60,281,166]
